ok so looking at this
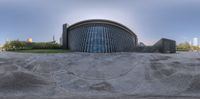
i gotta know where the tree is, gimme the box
[176,42,191,51]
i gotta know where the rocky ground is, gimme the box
[1,51,200,98]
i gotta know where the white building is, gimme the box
[193,37,199,46]
[189,41,192,46]
[0,44,2,51]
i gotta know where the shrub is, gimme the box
[3,40,61,51]
[176,42,191,51]
[31,42,61,49]
[3,40,26,51]
[176,42,200,51]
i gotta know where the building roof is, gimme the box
[67,19,137,38]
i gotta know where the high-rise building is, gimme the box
[60,37,63,45]
[53,35,55,42]
[193,37,198,46]
[189,41,192,46]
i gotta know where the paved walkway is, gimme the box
[1,96,200,99]
[0,52,200,98]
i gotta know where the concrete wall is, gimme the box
[153,38,176,53]
[132,38,176,53]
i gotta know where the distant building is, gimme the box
[138,42,145,47]
[6,38,9,42]
[192,37,198,46]
[27,38,33,43]
[153,38,176,53]
[0,44,3,51]
[60,37,63,45]
[53,35,56,42]
[189,41,192,46]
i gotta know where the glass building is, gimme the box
[62,19,138,53]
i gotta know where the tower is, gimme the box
[62,23,68,49]
[53,35,55,42]
[193,37,198,46]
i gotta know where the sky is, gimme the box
[0,0,200,46]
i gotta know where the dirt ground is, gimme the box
[1,52,200,98]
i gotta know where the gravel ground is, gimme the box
[1,51,200,98]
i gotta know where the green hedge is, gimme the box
[176,48,190,51]
[176,42,200,52]
[29,42,61,49]
[3,40,62,51]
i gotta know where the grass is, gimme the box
[9,49,70,53]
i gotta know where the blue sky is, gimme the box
[0,0,200,45]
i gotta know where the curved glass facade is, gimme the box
[67,23,137,53]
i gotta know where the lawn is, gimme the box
[10,49,70,53]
